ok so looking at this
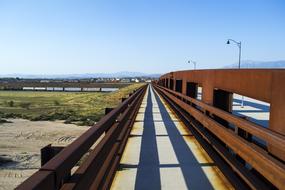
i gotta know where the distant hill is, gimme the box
[224,60,285,68]
[0,71,161,79]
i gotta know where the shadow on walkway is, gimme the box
[135,86,161,190]
[152,86,214,190]
[134,85,214,189]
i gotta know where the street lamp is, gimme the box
[226,39,242,69]
[227,38,244,107]
[188,60,197,70]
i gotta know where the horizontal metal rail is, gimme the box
[17,85,147,190]
[159,69,285,162]
[153,84,285,189]
[153,85,265,189]
[156,85,285,153]
[61,85,146,190]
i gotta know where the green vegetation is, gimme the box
[0,83,144,126]
[0,118,11,124]
[5,100,14,107]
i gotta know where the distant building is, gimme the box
[23,87,34,90]
[120,79,130,83]
[64,87,82,92]
[34,87,46,91]
[47,87,54,91]
[96,79,105,83]
[40,80,50,83]
[82,88,100,92]
[54,87,64,91]
[101,88,119,92]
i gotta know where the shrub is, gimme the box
[6,101,14,107]
[64,116,80,124]
[54,100,60,106]
[0,112,20,119]
[0,118,12,124]
[80,119,95,126]
[31,114,51,121]
[19,102,31,109]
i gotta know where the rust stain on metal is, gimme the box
[154,74,285,189]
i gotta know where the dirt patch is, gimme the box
[0,119,88,190]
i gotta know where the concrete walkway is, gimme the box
[111,85,233,190]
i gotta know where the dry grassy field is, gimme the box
[0,83,144,125]
[0,83,144,189]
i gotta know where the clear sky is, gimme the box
[0,0,284,74]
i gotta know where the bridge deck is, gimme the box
[111,85,233,190]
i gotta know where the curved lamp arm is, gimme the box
[227,39,241,47]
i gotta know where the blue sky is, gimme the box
[0,0,284,74]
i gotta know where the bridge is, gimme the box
[17,69,285,190]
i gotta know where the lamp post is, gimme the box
[188,60,197,70]
[227,38,244,107]
[227,39,241,69]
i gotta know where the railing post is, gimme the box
[269,71,285,161]
[105,108,114,115]
[41,144,64,166]
[41,144,70,188]
[201,71,214,105]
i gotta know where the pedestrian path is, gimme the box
[111,85,233,190]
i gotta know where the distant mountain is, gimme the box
[224,60,285,68]
[0,71,161,79]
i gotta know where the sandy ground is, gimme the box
[0,119,88,190]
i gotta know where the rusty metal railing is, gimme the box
[159,69,285,162]
[153,83,285,189]
[17,84,147,190]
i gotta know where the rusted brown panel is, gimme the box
[173,70,204,84]
[154,85,267,189]
[172,70,214,104]
[270,70,285,134]
[172,78,176,90]
[214,69,272,103]
[201,70,215,105]
[269,70,285,160]
[155,85,285,189]
[160,69,285,160]
[182,79,187,95]
[159,69,285,103]
[156,85,285,153]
